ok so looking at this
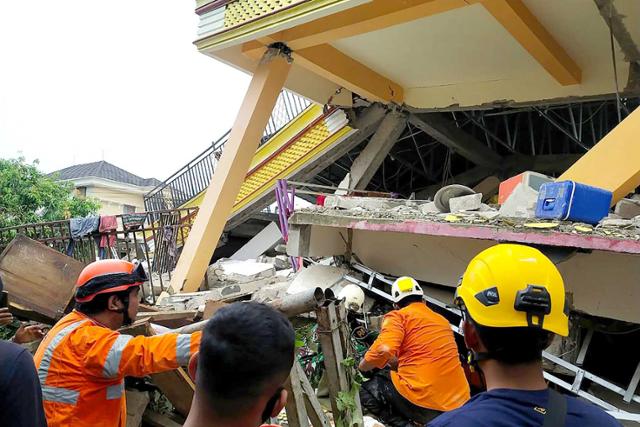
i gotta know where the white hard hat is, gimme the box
[391,276,423,303]
[338,284,365,313]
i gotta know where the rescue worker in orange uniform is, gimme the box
[34,259,201,427]
[359,276,470,426]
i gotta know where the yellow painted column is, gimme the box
[559,107,640,205]
[170,48,291,293]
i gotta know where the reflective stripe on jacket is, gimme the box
[34,310,201,427]
[364,302,470,411]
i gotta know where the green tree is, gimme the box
[0,157,101,229]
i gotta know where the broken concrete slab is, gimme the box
[274,255,291,270]
[323,195,431,212]
[251,281,290,304]
[419,202,439,214]
[230,222,282,261]
[287,264,348,295]
[449,193,483,213]
[499,183,538,218]
[614,198,640,219]
[599,217,633,227]
[206,259,275,288]
[434,184,476,213]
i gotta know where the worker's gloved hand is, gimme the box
[13,323,46,344]
[0,307,13,327]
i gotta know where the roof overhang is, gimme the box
[62,177,154,195]
[195,0,640,110]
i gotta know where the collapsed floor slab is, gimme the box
[288,209,640,324]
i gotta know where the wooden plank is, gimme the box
[315,302,362,426]
[138,310,198,328]
[285,363,309,427]
[296,362,331,427]
[0,235,82,322]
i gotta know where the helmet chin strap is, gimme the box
[112,294,133,326]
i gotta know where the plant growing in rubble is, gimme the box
[0,157,100,229]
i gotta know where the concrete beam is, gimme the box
[169,50,291,293]
[349,111,407,190]
[408,113,503,168]
[242,0,470,54]
[224,104,387,230]
[476,0,581,85]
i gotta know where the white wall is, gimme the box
[85,186,146,215]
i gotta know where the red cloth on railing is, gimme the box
[99,215,118,248]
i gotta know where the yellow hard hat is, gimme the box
[456,244,569,337]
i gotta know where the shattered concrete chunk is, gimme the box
[499,183,538,219]
[614,198,640,219]
[323,195,432,212]
[206,259,275,288]
[274,255,291,270]
[251,282,290,304]
[434,184,476,213]
[599,217,633,227]
[449,193,483,213]
[419,202,439,214]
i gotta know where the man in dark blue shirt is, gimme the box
[0,339,47,427]
[429,244,621,427]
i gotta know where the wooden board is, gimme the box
[0,235,83,322]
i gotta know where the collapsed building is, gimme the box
[2,0,640,425]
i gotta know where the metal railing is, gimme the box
[0,208,198,304]
[144,90,310,215]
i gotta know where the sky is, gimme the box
[0,1,250,181]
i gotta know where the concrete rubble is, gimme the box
[449,193,483,213]
[300,194,640,241]
[498,183,538,219]
[206,258,275,287]
[614,198,640,219]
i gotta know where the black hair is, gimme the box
[75,289,131,315]
[471,318,553,365]
[197,302,295,419]
[396,295,424,309]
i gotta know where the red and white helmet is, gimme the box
[75,259,146,303]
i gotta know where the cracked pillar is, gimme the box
[170,48,292,293]
[348,110,407,190]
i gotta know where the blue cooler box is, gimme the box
[535,181,612,224]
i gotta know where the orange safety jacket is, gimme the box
[363,302,470,411]
[34,310,201,427]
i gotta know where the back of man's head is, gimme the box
[196,302,295,420]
